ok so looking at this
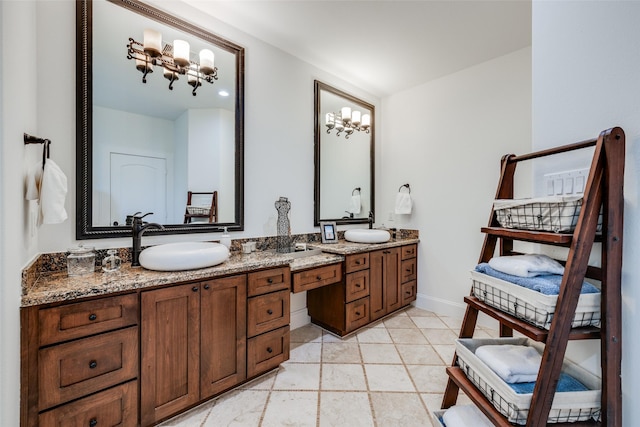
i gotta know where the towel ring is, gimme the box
[352,187,361,195]
[398,183,411,193]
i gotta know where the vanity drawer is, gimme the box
[39,293,138,346]
[247,290,290,338]
[39,380,138,427]
[401,258,417,283]
[247,326,290,378]
[248,267,291,296]
[345,297,370,333]
[401,244,417,260]
[345,253,369,273]
[292,263,342,293]
[38,326,138,410]
[402,281,417,305]
[345,270,369,303]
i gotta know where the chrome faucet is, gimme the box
[368,211,374,229]
[131,212,164,267]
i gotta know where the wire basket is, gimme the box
[186,205,211,215]
[470,271,601,329]
[455,338,601,425]
[493,196,602,233]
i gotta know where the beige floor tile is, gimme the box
[411,316,448,329]
[420,328,458,345]
[291,324,324,343]
[356,326,393,343]
[322,342,362,363]
[396,344,445,365]
[437,316,464,330]
[383,315,417,329]
[321,364,367,391]
[240,370,277,390]
[273,363,320,390]
[405,306,438,317]
[323,332,357,343]
[370,392,432,427]
[319,392,374,427]
[360,343,402,364]
[432,344,455,363]
[261,391,318,427]
[289,341,322,363]
[389,328,429,344]
[406,365,449,393]
[201,389,269,426]
[420,392,445,414]
[365,364,415,392]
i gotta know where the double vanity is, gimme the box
[20,231,418,426]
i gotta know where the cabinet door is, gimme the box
[369,250,386,321]
[370,248,401,321]
[141,284,200,426]
[385,248,402,313]
[200,275,247,399]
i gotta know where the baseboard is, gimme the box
[290,307,310,331]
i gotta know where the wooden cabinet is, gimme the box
[292,263,342,293]
[369,248,401,321]
[21,293,139,427]
[247,268,291,379]
[141,275,246,426]
[308,243,417,336]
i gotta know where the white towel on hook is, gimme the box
[40,159,68,224]
[348,194,361,214]
[25,162,43,201]
[394,192,412,214]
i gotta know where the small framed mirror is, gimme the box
[314,81,375,226]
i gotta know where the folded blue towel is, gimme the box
[475,263,600,295]
[508,372,589,394]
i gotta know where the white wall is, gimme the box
[1,2,39,426]
[381,48,532,317]
[532,2,640,425]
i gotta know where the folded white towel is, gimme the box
[40,159,68,224]
[488,254,565,277]
[442,404,494,427]
[394,192,412,214]
[348,194,361,214]
[475,344,541,383]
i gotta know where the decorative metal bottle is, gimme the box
[275,196,291,253]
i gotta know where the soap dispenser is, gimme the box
[220,227,231,249]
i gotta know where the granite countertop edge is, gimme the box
[22,238,419,307]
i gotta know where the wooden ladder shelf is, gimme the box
[440,127,624,427]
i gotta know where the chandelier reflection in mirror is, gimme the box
[325,107,371,139]
[127,29,218,96]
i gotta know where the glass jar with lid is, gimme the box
[67,245,96,277]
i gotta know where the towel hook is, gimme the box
[398,183,411,194]
[352,187,361,195]
[24,133,52,170]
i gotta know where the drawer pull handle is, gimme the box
[267,309,273,315]
[204,284,210,290]
[406,268,412,272]
[267,347,273,353]
[88,313,97,321]
[316,276,322,281]
[405,291,411,295]
[355,284,362,288]
[89,360,97,369]
[89,419,98,427]
[192,286,199,292]
[355,311,361,316]
[267,278,274,284]
[355,260,361,265]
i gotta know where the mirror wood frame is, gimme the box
[76,0,245,239]
[314,80,375,226]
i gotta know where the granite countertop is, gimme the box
[21,237,417,307]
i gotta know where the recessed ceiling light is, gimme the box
[218,90,230,97]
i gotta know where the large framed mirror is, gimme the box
[314,81,375,226]
[77,0,244,239]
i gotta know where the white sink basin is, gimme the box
[344,229,391,244]
[139,242,229,271]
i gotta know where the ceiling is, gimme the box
[185,0,532,97]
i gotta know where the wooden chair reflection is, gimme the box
[183,191,218,223]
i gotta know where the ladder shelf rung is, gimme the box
[481,227,603,246]
[464,296,601,342]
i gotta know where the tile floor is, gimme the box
[159,306,499,427]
